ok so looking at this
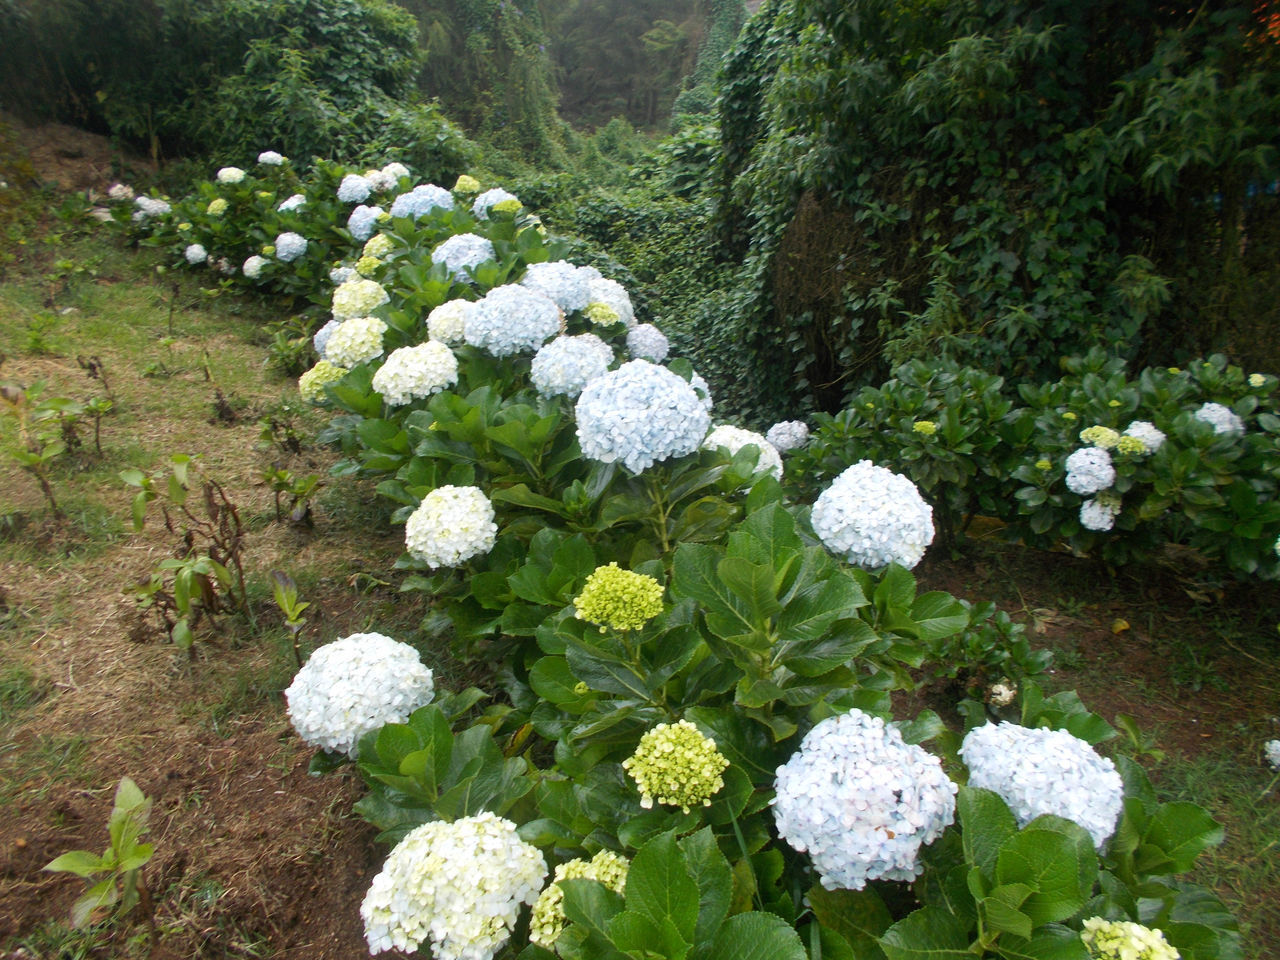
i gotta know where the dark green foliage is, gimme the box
[707,0,1280,417]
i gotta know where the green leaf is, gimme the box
[679,828,733,948]
[1140,802,1223,874]
[561,877,627,955]
[878,906,973,960]
[808,885,892,960]
[608,910,691,959]
[706,910,807,960]
[873,564,917,618]
[978,886,1034,939]
[909,591,969,642]
[996,924,1092,960]
[70,879,118,928]
[958,787,1018,879]
[672,544,766,648]
[995,825,1094,925]
[45,849,108,878]
[626,831,699,942]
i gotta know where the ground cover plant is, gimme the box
[7,139,1262,960]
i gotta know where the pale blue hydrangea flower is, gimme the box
[773,710,956,891]
[184,243,208,265]
[811,461,934,570]
[277,193,306,213]
[520,261,591,313]
[313,318,342,359]
[338,173,374,203]
[627,323,669,362]
[766,420,810,452]
[575,360,712,474]
[1065,447,1115,495]
[1194,401,1245,437]
[405,486,498,568]
[431,233,496,281]
[381,161,410,182]
[328,264,356,286]
[1123,420,1166,454]
[347,205,384,242]
[465,285,560,357]
[257,150,285,165]
[586,275,636,328]
[703,424,783,480]
[390,183,455,220]
[133,196,171,219]
[531,334,614,399]
[275,231,308,263]
[473,187,519,219]
[960,722,1123,849]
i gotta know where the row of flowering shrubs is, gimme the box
[104,157,1241,959]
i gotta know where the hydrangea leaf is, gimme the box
[958,787,1019,879]
[625,831,699,942]
[678,828,733,948]
[684,705,781,783]
[995,825,1094,925]
[996,923,1093,960]
[1137,802,1224,875]
[908,591,970,642]
[559,879,627,960]
[706,910,807,960]
[807,885,892,960]
[878,905,973,960]
[672,544,767,649]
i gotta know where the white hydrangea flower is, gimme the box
[242,255,268,280]
[1194,401,1245,437]
[1064,447,1116,495]
[107,183,135,202]
[372,342,459,406]
[338,173,374,203]
[1081,917,1180,960]
[1080,497,1119,532]
[519,261,591,313]
[465,285,560,358]
[274,231,308,263]
[586,276,636,328]
[133,196,171,218]
[348,204,384,242]
[298,359,348,403]
[960,722,1124,849]
[773,710,956,891]
[278,193,306,213]
[811,461,935,570]
[473,187,519,219]
[184,243,208,265]
[381,161,410,182]
[332,278,389,321]
[432,233,496,280]
[703,424,783,480]
[325,315,387,367]
[766,420,810,452]
[312,318,342,359]
[1123,420,1165,454]
[531,334,614,399]
[257,150,285,166]
[215,166,246,184]
[329,264,356,287]
[284,632,434,757]
[626,324,669,362]
[1265,739,1280,771]
[364,167,397,193]
[405,486,498,568]
[428,300,474,346]
[363,233,395,259]
[361,811,546,959]
[390,183,455,220]
[575,360,713,474]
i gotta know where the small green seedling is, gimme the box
[271,570,311,667]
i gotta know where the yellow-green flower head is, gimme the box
[529,850,629,948]
[912,420,937,436]
[178,221,192,231]
[262,244,276,257]
[573,563,664,633]
[257,190,272,199]
[299,360,348,403]
[490,198,522,218]
[453,174,481,194]
[377,211,392,223]
[363,232,394,260]
[1079,425,1120,450]
[622,719,729,813]
[206,197,228,216]
[1249,373,1267,388]
[1062,411,1078,421]
[585,302,621,327]
[1035,459,1052,471]
[356,255,382,278]
[1081,918,1179,960]
[864,402,875,410]
[1108,399,1121,408]
[1168,367,1181,374]
[1115,435,1146,455]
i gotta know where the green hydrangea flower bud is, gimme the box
[207,198,228,216]
[585,302,621,327]
[573,563,664,633]
[356,255,382,278]
[299,360,348,403]
[490,198,522,218]
[453,174,481,194]
[912,420,937,436]
[1115,435,1145,455]
[623,719,729,812]
[1035,459,1052,471]
[1079,425,1120,449]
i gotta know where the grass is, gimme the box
[0,733,93,807]
[0,662,52,723]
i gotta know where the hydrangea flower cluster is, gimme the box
[298,359,348,403]
[573,563,664,632]
[338,173,374,203]
[405,486,498,568]
[465,285,560,357]
[766,420,810,452]
[1080,918,1180,960]
[1123,421,1165,452]
[520,261,591,313]
[361,811,546,959]
[363,233,394,260]
[274,231,307,263]
[623,720,729,812]
[529,851,630,949]
[257,150,285,165]
[703,425,783,480]
[206,197,228,217]
[329,264,356,286]
[1194,402,1245,437]
[381,161,410,183]
[284,632,434,757]
[133,196,171,219]
[332,278,389,320]
[531,334,613,398]
[811,461,935,570]
[772,710,957,890]
[912,420,937,436]
[575,360,713,473]
[242,255,267,279]
[347,204,384,242]
[325,315,387,368]
[432,233,496,280]
[312,318,342,358]
[473,187,519,218]
[453,174,481,194]
[1065,447,1116,495]
[1080,491,1122,532]
[356,256,382,278]
[1079,425,1121,450]
[184,243,208,265]
[390,183,455,220]
[278,193,306,213]
[108,183,135,201]
[215,166,245,184]
[428,300,473,345]
[626,323,670,362]
[586,276,635,328]
[372,342,459,406]
[959,722,1124,849]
